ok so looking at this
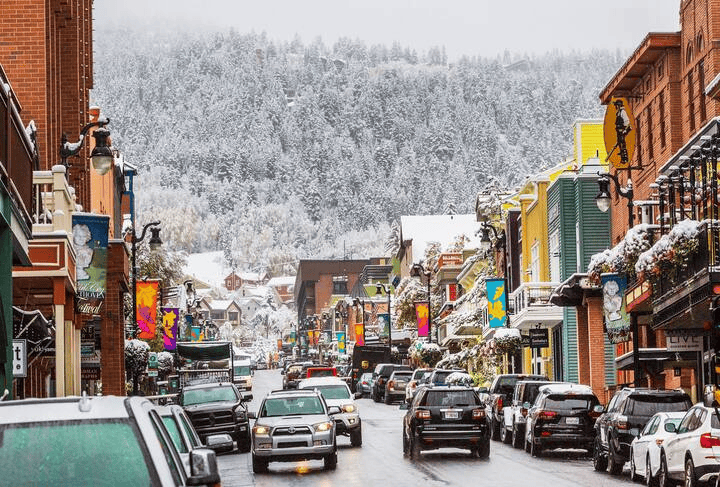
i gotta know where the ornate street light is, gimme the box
[596,172,635,229]
[60,118,114,175]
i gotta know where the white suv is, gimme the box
[298,376,363,446]
[658,403,720,486]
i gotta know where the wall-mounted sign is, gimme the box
[666,335,703,352]
[601,273,630,344]
[72,213,110,315]
[12,339,26,378]
[603,97,636,169]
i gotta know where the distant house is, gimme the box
[197,298,242,328]
[267,276,296,308]
[224,271,268,291]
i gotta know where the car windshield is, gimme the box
[0,420,153,486]
[162,416,188,453]
[307,385,351,400]
[413,370,431,381]
[431,371,454,385]
[627,396,690,415]
[262,396,325,416]
[392,373,412,381]
[288,365,303,374]
[497,377,519,396]
[181,386,238,406]
[544,394,597,410]
[234,365,251,376]
[424,390,478,407]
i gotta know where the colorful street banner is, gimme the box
[377,313,390,339]
[307,330,314,346]
[289,331,296,344]
[72,213,110,314]
[415,301,429,337]
[355,323,365,346]
[190,326,203,341]
[162,307,179,351]
[601,273,631,344]
[337,332,346,354]
[486,278,508,328]
[136,280,159,340]
[313,330,320,345]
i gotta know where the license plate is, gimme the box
[444,411,459,419]
[566,417,580,425]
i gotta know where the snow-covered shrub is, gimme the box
[125,339,150,376]
[587,224,653,283]
[445,371,474,386]
[635,219,701,280]
[409,340,443,367]
[157,351,174,374]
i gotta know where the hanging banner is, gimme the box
[136,280,159,340]
[355,323,365,346]
[289,331,296,344]
[72,213,110,314]
[313,330,321,346]
[190,325,203,342]
[337,332,346,354]
[162,308,179,351]
[601,273,631,343]
[486,278,508,328]
[603,97,636,169]
[377,313,390,339]
[415,302,429,337]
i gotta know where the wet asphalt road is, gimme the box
[217,369,634,486]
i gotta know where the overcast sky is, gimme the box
[96,0,680,59]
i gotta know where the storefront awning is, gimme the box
[614,348,697,370]
[176,341,233,361]
[549,273,601,307]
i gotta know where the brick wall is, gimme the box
[101,242,129,395]
[585,296,607,401]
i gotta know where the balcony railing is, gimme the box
[508,282,561,315]
[31,166,76,235]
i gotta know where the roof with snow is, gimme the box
[399,214,481,263]
[208,299,236,311]
[267,276,296,287]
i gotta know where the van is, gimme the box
[233,359,253,391]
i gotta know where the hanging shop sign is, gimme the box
[136,280,160,340]
[666,334,703,352]
[162,308,179,351]
[603,97,636,169]
[601,273,631,344]
[529,328,549,348]
[72,213,110,315]
[485,278,508,328]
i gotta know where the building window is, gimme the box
[699,59,707,123]
[686,43,693,64]
[228,312,238,322]
[549,231,560,283]
[657,59,665,79]
[688,70,696,133]
[647,105,654,161]
[530,242,540,281]
[211,311,225,320]
[635,116,642,166]
[697,32,704,52]
[659,90,667,148]
[332,275,348,295]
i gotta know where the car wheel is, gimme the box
[236,434,251,453]
[501,423,512,444]
[524,431,531,453]
[410,435,421,459]
[608,440,624,475]
[324,451,338,471]
[630,448,638,482]
[384,392,391,405]
[403,428,409,456]
[351,427,363,447]
[491,416,501,441]
[685,456,697,487]
[252,454,268,474]
[593,438,608,472]
[658,454,670,487]
[530,430,542,458]
[646,455,656,487]
[512,425,523,449]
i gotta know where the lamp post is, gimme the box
[375,282,392,352]
[60,118,114,175]
[130,221,162,338]
[411,264,432,343]
[595,171,642,387]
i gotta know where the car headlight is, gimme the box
[343,404,356,413]
[314,421,333,432]
[253,425,270,436]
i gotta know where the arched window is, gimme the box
[697,32,704,52]
[687,42,693,64]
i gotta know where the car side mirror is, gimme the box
[665,423,677,433]
[241,393,253,402]
[354,392,362,400]
[188,448,221,485]
[399,402,409,410]
[248,411,257,419]
[280,369,285,375]
[328,406,342,415]
[204,434,233,453]
[592,404,604,414]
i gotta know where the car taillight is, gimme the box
[538,410,557,420]
[616,415,629,430]
[700,433,720,448]
[416,409,431,420]
[521,408,528,417]
[472,408,486,420]
[497,397,503,411]
[588,409,602,420]
[656,439,664,446]
[378,378,385,385]
[388,380,395,391]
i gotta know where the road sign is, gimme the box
[13,339,27,378]
[148,352,158,370]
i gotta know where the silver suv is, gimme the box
[298,376,363,446]
[249,389,341,473]
[0,395,221,486]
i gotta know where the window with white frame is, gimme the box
[530,242,540,282]
[549,231,560,283]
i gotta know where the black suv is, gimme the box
[525,383,601,457]
[372,363,412,403]
[178,381,253,453]
[593,387,692,475]
[402,385,490,458]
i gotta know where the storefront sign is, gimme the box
[72,213,109,314]
[601,274,631,344]
[529,328,549,348]
[625,280,652,312]
[666,335,703,352]
[603,97,636,169]
[486,278,508,328]
[12,339,26,378]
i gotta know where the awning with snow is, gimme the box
[176,341,232,361]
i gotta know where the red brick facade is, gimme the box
[101,242,130,395]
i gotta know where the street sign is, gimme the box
[13,340,27,378]
[529,328,549,348]
[148,352,158,371]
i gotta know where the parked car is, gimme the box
[372,363,412,403]
[593,387,692,475]
[486,373,548,441]
[405,368,433,403]
[402,385,490,459]
[524,383,602,457]
[628,411,686,484]
[501,380,558,448]
[385,370,414,404]
[298,376,363,446]
[357,372,375,397]
[655,403,720,487]
[306,366,337,378]
[177,381,253,453]
[0,395,221,486]
[283,362,311,389]
[249,389,341,473]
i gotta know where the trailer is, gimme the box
[175,341,234,389]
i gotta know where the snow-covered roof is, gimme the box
[184,251,228,289]
[208,299,235,311]
[267,276,296,287]
[400,214,481,262]
[236,271,264,282]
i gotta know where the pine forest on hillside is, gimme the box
[92,29,626,275]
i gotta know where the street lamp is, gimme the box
[60,118,114,175]
[411,263,433,343]
[130,221,162,338]
[478,222,506,252]
[375,282,392,351]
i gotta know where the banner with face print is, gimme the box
[601,273,630,344]
[72,213,109,314]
